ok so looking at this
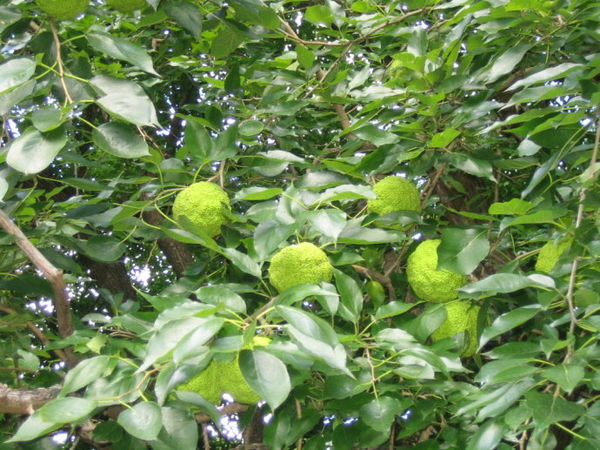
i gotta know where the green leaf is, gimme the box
[253,220,295,260]
[477,44,532,84]
[138,317,207,371]
[31,108,63,132]
[449,153,494,181]
[235,187,282,201]
[359,397,405,432]
[333,269,363,324]
[500,208,567,230]
[309,209,347,241]
[296,45,315,70]
[429,129,461,148]
[239,120,264,136]
[462,274,555,297]
[196,285,247,313]
[164,1,203,38]
[223,247,262,278]
[239,350,291,410]
[507,63,583,91]
[479,305,542,349]
[7,127,67,175]
[525,391,585,429]
[352,125,399,146]
[61,355,112,396]
[154,407,198,450]
[211,24,245,59]
[542,364,585,395]
[276,305,351,376]
[38,398,97,424]
[488,198,534,215]
[0,58,35,94]
[6,412,61,442]
[0,177,8,202]
[304,5,334,26]
[437,228,490,275]
[93,122,150,159]
[83,235,127,262]
[466,420,506,450]
[87,32,159,76]
[117,401,163,441]
[230,0,280,30]
[91,75,159,127]
[374,301,415,320]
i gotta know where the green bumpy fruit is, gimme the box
[35,0,89,20]
[268,242,333,293]
[406,239,468,303]
[431,300,481,357]
[172,182,231,237]
[535,239,571,273]
[106,0,147,12]
[367,176,420,215]
[176,360,221,404]
[177,337,269,404]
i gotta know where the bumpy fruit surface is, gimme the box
[177,337,269,404]
[406,239,467,302]
[106,0,147,12]
[35,0,89,20]
[172,182,230,237]
[367,176,420,215]
[535,239,570,273]
[431,301,480,357]
[268,242,333,292]
[176,361,221,404]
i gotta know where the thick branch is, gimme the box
[0,210,75,366]
[143,208,194,278]
[0,384,61,414]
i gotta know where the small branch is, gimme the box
[295,399,303,450]
[50,21,73,104]
[564,117,600,360]
[0,210,76,367]
[195,402,249,424]
[421,163,447,207]
[0,305,68,362]
[352,265,396,301]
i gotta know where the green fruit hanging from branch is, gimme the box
[172,181,231,237]
[431,300,481,357]
[35,0,89,21]
[106,0,147,13]
[406,239,467,303]
[268,242,333,293]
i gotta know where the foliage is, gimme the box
[0,0,599,449]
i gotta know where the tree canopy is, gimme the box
[0,0,599,448]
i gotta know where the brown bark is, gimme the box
[86,259,138,301]
[0,384,60,414]
[0,210,76,368]
[143,208,194,278]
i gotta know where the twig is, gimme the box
[202,423,211,449]
[194,402,249,423]
[50,21,73,104]
[565,116,599,360]
[0,304,68,362]
[352,265,396,301]
[295,399,303,450]
[421,163,447,207]
[0,210,76,367]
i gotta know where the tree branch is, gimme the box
[0,384,61,414]
[0,210,76,367]
[0,304,67,362]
